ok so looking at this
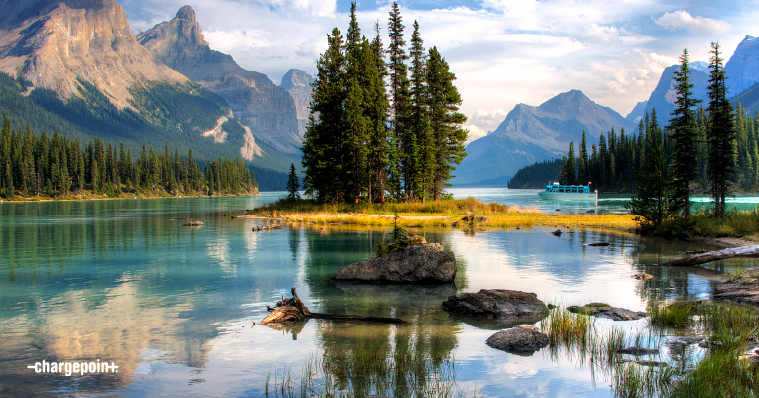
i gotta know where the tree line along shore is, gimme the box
[0,117,258,201]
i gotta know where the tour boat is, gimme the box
[538,182,598,201]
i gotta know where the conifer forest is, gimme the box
[302,2,468,204]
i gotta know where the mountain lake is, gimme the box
[1,189,758,397]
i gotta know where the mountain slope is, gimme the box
[726,35,759,96]
[280,69,314,138]
[639,62,710,125]
[0,0,188,109]
[0,0,295,190]
[137,6,302,156]
[453,90,635,186]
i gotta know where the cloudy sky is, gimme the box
[117,0,758,143]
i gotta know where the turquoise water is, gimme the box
[0,192,757,397]
[448,187,759,214]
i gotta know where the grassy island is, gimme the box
[244,197,638,232]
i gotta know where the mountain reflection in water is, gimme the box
[0,194,755,397]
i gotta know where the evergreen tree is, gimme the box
[408,20,433,201]
[668,49,701,222]
[426,46,467,199]
[627,117,672,230]
[706,41,737,217]
[578,130,588,185]
[287,163,300,200]
[367,22,391,204]
[387,2,410,199]
[302,28,347,203]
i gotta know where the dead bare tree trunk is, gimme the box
[261,288,406,325]
[655,245,759,267]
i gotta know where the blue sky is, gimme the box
[117,0,759,142]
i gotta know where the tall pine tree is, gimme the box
[706,41,737,217]
[668,49,701,222]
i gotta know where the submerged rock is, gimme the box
[567,304,648,321]
[182,220,204,226]
[442,289,547,321]
[617,346,660,356]
[668,336,705,346]
[714,268,759,305]
[486,325,549,353]
[332,243,456,284]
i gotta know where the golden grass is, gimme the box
[245,198,637,232]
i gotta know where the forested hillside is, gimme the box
[0,117,256,199]
[0,72,291,190]
[507,159,562,189]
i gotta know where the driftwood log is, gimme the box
[261,288,406,325]
[655,245,759,267]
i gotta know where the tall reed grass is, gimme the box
[647,301,697,328]
[264,335,481,398]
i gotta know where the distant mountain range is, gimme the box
[453,90,637,186]
[459,35,759,188]
[0,0,315,190]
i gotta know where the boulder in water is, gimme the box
[442,289,547,320]
[486,325,549,353]
[332,242,456,284]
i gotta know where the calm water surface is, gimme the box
[1,191,758,397]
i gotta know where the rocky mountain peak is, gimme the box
[281,69,313,90]
[725,35,759,96]
[538,89,592,114]
[280,69,314,138]
[176,5,196,21]
[139,7,302,155]
[0,0,187,109]
[138,5,208,58]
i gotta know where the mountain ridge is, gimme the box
[454,89,635,186]
[137,6,303,156]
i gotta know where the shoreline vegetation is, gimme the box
[246,197,638,232]
[0,188,260,203]
[246,197,759,246]
[1,117,259,202]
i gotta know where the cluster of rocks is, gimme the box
[567,303,648,321]
[714,268,759,305]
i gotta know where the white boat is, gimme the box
[538,182,598,201]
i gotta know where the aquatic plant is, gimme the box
[264,333,481,398]
[669,350,759,398]
[647,301,697,328]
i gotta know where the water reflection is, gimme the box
[1,197,758,397]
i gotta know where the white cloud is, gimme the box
[117,0,748,122]
[655,10,732,36]
[464,124,488,144]
[468,109,508,131]
[573,24,622,45]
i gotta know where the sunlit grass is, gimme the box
[246,198,637,232]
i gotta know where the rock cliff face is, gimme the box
[637,62,710,126]
[138,6,301,155]
[280,69,314,138]
[726,36,759,96]
[0,0,188,109]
